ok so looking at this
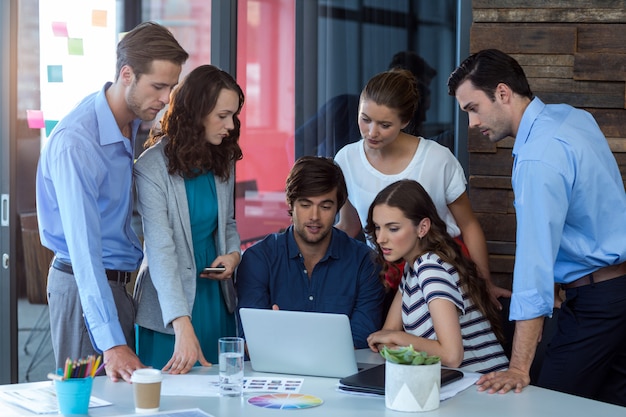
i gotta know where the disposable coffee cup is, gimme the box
[131,369,163,413]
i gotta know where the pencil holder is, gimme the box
[54,376,93,415]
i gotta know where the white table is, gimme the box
[1,350,624,416]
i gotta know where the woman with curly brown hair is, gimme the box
[133,65,244,373]
[365,179,508,373]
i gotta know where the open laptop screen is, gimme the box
[239,308,359,378]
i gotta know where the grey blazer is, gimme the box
[133,138,241,335]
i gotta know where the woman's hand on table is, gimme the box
[164,316,211,374]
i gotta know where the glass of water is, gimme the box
[218,337,244,396]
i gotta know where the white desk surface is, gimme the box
[1,349,624,417]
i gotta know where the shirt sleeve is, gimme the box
[348,249,384,348]
[134,156,191,328]
[417,259,464,313]
[510,159,568,321]
[441,147,467,205]
[222,166,242,256]
[235,242,274,337]
[50,143,126,352]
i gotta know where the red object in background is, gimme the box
[235,0,295,248]
[384,261,405,290]
[383,237,470,290]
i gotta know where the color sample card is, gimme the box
[243,377,303,393]
[248,393,323,410]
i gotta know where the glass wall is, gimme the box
[234,0,460,248]
[235,0,295,248]
[295,0,458,158]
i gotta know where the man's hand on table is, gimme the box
[103,345,146,383]
[476,367,530,394]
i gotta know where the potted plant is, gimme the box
[380,345,442,412]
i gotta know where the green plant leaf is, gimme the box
[379,345,440,365]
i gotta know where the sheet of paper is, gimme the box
[113,408,214,417]
[161,374,303,397]
[0,383,111,414]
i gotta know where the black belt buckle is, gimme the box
[106,270,131,285]
[53,258,130,285]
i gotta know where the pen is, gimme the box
[47,372,65,381]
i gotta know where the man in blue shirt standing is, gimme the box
[36,22,188,383]
[236,156,385,348]
[448,49,626,406]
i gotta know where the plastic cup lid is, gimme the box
[130,368,163,383]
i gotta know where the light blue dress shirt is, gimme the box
[36,82,143,351]
[509,97,626,321]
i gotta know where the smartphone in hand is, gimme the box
[202,266,226,274]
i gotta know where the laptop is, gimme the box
[239,308,359,378]
[339,363,464,395]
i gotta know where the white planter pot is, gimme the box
[385,360,441,412]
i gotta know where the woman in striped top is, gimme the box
[365,179,508,373]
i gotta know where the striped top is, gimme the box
[400,253,509,373]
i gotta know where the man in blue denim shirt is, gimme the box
[448,49,626,406]
[236,156,385,348]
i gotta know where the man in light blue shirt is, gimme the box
[36,22,188,383]
[448,49,626,406]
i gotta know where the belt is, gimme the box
[562,262,626,290]
[52,258,132,285]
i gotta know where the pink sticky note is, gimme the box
[52,21,69,37]
[26,110,45,129]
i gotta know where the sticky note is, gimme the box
[92,10,108,27]
[68,38,84,55]
[47,65,63,83]
[26,110,45,129]
[52,21,69,37]
[45,120,59,137]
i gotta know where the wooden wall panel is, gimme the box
[574,53,626,81]
[577,24,626,53]
[476,213,516,242]
[470,25,576,54]
[474,9,626,23]
[473,0,625,9]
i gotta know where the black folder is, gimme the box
[339,363,464,395]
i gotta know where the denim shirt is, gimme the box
[236,226,384,348]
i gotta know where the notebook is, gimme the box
[339,363,464,395]
[239,308,359,378]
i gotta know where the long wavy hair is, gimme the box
[145,64,244,180]
[364,179,505,345]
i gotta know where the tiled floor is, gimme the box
[17,298,55,383]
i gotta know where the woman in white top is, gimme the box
[334,69,509,304]
[365,180,509,373]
